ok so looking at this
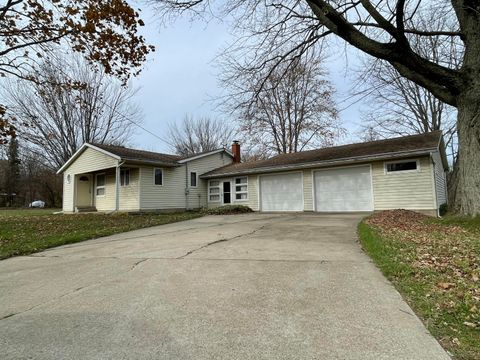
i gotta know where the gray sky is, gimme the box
[129,4,367,153]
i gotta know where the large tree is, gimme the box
[0,0,154,142]
[3,56,142,169]
[357,8,459,161]
[152,0,479,215]
[221,54,340,157]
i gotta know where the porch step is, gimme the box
[76,206,97,213]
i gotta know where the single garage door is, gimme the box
[314,166,373,212]
[260,172,304,211]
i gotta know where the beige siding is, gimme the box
[372,157,436,210]
[432,151,447,206]
[186,152,233,209]
[303,170,313,211]
[62,147,118,212]
[208,157,436,213]
[207,174,259,210]
[139,166,186,210]
[64,147,118,174]
[119,168,140,211]
[94,170,116,211]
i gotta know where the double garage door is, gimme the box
[259,166,373,212]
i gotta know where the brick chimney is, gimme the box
[231,140,241,163]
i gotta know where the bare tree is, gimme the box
[168,115,236,156]
[0,0,153,143]
[222,54,340,157]
[357,8,459,161]
[2,55,141,169]
[151,0,480,215]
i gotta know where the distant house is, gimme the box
[58,131,448,216]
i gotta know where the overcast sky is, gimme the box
[128,4,368,153]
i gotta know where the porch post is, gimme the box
[115,162,120,211]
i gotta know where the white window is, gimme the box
[235,176,248,201]
[385,160,419,174]
[190,172,197,187]
[154,168,163,186]
[208,180,220,202]
[96,173,106,196]
[120,169,130,186]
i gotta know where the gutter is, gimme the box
[201,148,438,179]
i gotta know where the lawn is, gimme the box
[358,210,480,360]
[0,209,203,259]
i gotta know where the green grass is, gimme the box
[0,208,61,217]
[0,209,203,259]
[359,212,480,360]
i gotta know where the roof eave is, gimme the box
[201,148,437,178]
[178,148,233,163]
[122,159,180,167]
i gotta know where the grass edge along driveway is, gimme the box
[0,210,202,260]
[358,210,480,360]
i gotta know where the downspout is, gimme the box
[185,162,189,210]
[115,160,125,211]
[430,153,439,217]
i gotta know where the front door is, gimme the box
[223,181,231,204]
[76,174,92,207]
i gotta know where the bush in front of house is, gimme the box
[204,205,254,215]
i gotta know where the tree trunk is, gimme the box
[450,86,480,216]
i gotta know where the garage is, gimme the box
[260,172,303,211]
[314,166,373,212]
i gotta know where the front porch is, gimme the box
[68,166,140,213]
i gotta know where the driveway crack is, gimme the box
[177,225,267,259]
[130,258,148,271]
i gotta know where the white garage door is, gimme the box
[314,166,373,212]
[260,172,304,212]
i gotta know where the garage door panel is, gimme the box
[315,166,373,212]
[260,173,303,212]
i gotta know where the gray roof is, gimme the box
[93,143,182,166]
[202,131,444,178]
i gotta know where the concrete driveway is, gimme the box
[0,213,449,360]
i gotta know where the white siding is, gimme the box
[432,151,447,206]
[371,156,436,211]
[62,147,118,212]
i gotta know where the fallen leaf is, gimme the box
[437,282,455,290]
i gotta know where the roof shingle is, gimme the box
[202,131,443,178]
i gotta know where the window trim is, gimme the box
[384,159,420,175]
[95,173,106,197]
[190,171,198,188]
[153,168,163,186]
[234,176,248,201]
[120,169,130,187]
[208,180,221,203]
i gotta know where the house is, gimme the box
[57,143,237,212]
[58,131,448,216]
